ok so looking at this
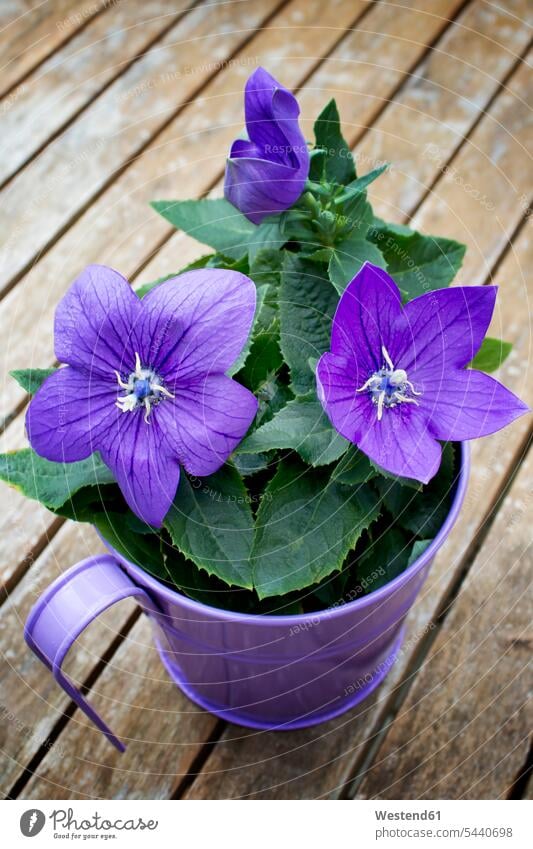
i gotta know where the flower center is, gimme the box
[357,345,421,421]
[115,352,174,423]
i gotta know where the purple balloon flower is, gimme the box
[26,265,258,526]
[224,67,310,224]
[317,263,528,483]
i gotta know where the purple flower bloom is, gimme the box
[26,265,258,526]
[224,67,310,224]
[317,263,529,483]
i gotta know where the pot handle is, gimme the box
[24,554,156,753]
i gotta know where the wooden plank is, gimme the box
[0,521,139,796]
[0,0,285,298]
[0,0,109,100]
[13,40,533,801]
[356,0,532,219]
[0,0,371,593]
[17,615,219,800]
[355,448,532,800]
[0,0,196,187]
[183,216,533,801]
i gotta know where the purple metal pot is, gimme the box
[24,445,469,751]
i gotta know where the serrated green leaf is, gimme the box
[0,449,114,510]
[237,317,282,393]
[468,337,512,373]
[376,443,456,537]
[356,526,413,593]
[368,225,466,299]
[309,99,356,185]
[280,253,338,395]
[328,235,386,294]
[332,446,377,486]
[151,198,255,259]
[248,214,285,263]
[252,457,381,598]
[407,538,432,567]
[165,465,254,589]
[10,368,58,395]
[237,396,348,467]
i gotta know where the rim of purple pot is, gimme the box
[104,442,470,625]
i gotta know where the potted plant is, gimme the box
[4,69,527,750]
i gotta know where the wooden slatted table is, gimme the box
[0,0,531,801]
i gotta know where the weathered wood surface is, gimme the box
[0,0,530,801]
[355,447,532,800]
[0,0,196,187]
[0,0,108,100]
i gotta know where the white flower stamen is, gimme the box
[115,351,174,421]
[356,345,422,421]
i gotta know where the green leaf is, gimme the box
[328,235,386,294]
[0,449,114,510]
[333,165,388,205]
[151,198,255,260]
[332,446,377,486]
[232,452,270,477]
[469,337,512,373]
[248,214,285,263]
[309,99,356,185]
[338,191,374,237]
[237,317,282,393]
[280,253,338,395]
[10,368,57,395]
[165,465,254,589]
[376,443,456,538]
[237,396,348,467]
[252,457,381,598]
[407,538,432,568]
[356,526,413,593]
[369,225,466,299]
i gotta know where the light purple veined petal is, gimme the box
[225,157,309,225]
[418,367,530,441]
[357,402,442,484]
[138,269,256,381]
[157,374,258,476]
[317,350,441,483]
[244,67,302,164]
[394,286,497,375]
[99,411,180,527]
[54,265,142,377]
[330,263,405,374]
[26,367,119,462]
[316,352,369,441]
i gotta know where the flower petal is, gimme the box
[419,367,530,441]
[54,265,141,376]
[225,67,309,224]
[157,374,258,476]
[26,367,118,462]
[99,412,180,527]
[357,403,442,484]
[395,286,497,375]
[330,263,404,374]
[317,350,441,483]
[139,269,256,380]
